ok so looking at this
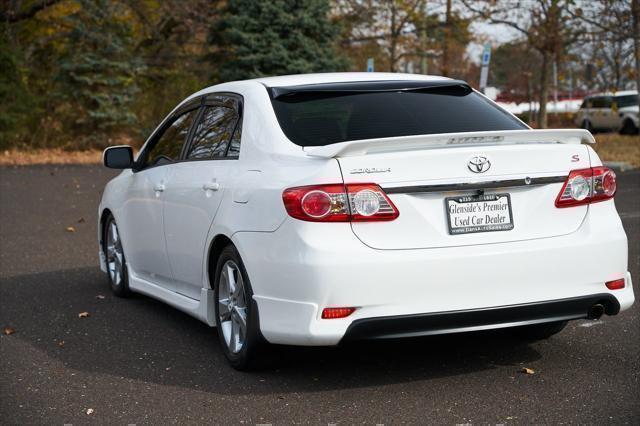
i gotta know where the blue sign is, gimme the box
[367,58,374,72]
[481,44,491,66]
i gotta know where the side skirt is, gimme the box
[128,271,216,326]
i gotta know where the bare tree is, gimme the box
[462,0,581,128]
[634,0,640,104]
[571,1,637,98]
[441,0,452,76]
[337,0,424,72]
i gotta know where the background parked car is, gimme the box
[616,91,639,135]
[575,91,639,134]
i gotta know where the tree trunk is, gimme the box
[537,51,550,128]
[442,0,451,76]
[633,0,640,106]
[389,3,397,72]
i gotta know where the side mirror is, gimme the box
[103,145,134,169]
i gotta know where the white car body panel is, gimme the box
[618,105,639,130]
[98,72,634,346]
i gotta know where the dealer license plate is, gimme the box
[445,193,514,235]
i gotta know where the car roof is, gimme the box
[250,72,451,87]
[180,73,454,111]
[586,90,638,98]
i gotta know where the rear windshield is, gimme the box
[270,85,527,147]
[616,94,638,108]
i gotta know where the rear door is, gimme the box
[589,96,610,129]
[600,96,617,130]
[163,94,243,299]
[339,142,590,250]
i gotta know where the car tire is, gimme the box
[214,244,264,370]
[513,320,568,341]
[103,214,131,297]
[581,120,593,132]
[620,119,639,135]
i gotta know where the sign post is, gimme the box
[479,44,491,93]
[366,58,374,72]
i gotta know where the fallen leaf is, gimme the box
[86,408,94,415]
[521,367,535,375]
[58,340,65,347]
[95,295,105,300]
[77,217,86,223]
[66,226,75,233]
[78,312,90,318]
[3,327,16,335]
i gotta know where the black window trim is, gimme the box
[134,97,204,172]
[181,91,244,163]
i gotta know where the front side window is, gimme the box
[270,83,527,147]
[591,97,607,108]
[186,106,239,160]
[144,109,199,167]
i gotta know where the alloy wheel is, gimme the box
[106,221,124,287]
[218,260,247,354]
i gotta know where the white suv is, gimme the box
[616,91,639,135]
[99,73,634,369]
[575,90,639,134]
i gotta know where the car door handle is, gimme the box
[153,184,166,192]
[202,182,220,191]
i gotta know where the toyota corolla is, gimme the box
[98,73,634,369]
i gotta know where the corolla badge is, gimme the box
[350,167,391,174]
[467,155,491,173]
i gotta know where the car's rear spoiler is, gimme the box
[304,129,595,158]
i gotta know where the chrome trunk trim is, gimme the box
[383,175,567,195]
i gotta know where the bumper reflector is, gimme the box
[605,279,625,290]
[322,307,356,319]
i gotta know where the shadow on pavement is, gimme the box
[0,266,543,395]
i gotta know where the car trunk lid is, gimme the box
[306,130,594,250]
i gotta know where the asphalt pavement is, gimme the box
[1,164,638,424]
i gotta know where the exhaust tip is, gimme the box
[587,303,605,320]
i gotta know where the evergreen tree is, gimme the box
[57,0,144,146]
[209,0,347,81]
[0,29,32,149]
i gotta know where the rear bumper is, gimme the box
[343,294,619,341]
[234,201,634,346]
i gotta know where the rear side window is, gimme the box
[227,116,242,158]
[270,86,526,147]
[616,95,638,108]
[145,108,199,167]
[186,106,239,160]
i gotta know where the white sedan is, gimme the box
[99,73,634,369]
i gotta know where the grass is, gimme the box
[592,134,640,169]
[0,133,638,168]
[0,148,102,166]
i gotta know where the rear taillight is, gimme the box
[555,166,617,208]
[282,183,399,222]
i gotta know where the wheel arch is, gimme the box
[207,234,234,290]
[99,208,113,249]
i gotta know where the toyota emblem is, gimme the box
[468,155,491,173]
